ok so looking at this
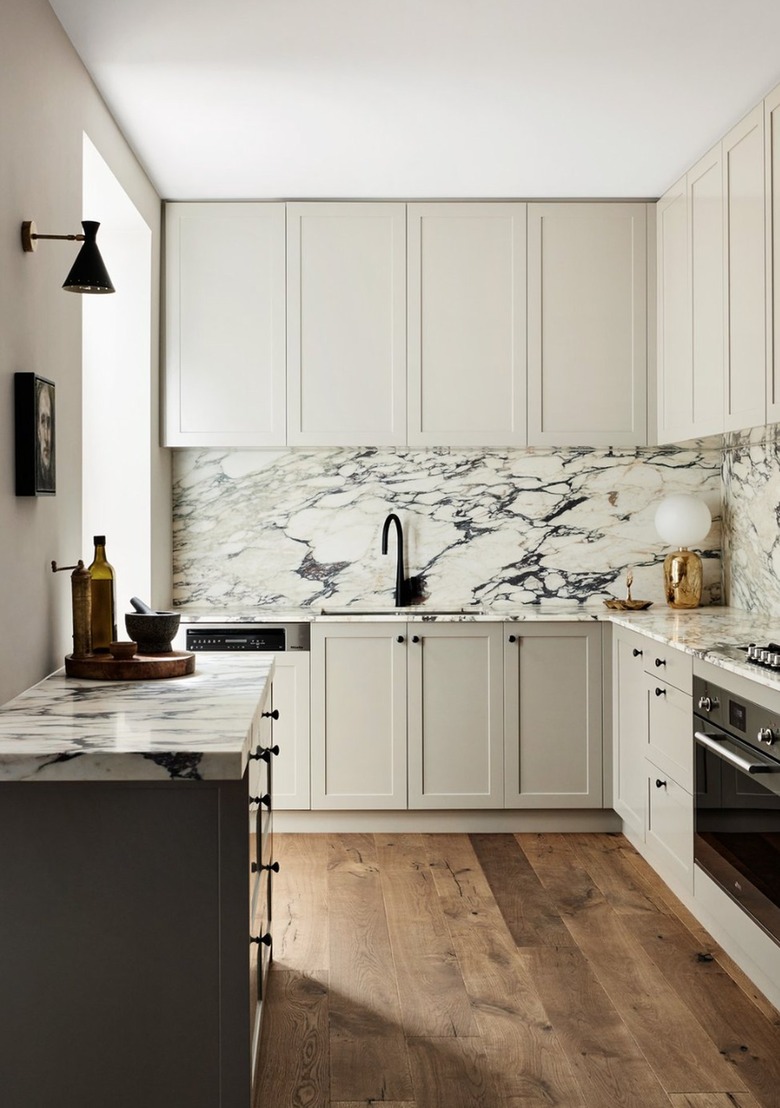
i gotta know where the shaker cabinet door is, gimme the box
[527,203,648,446]
[407,203,527,446]
[163,202,287,447]
[286,203,407,446]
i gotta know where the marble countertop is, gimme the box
[175,602,780,689]
[0,654,273,784]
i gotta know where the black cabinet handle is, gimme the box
[508,635,517,643]
[249,794,271,807]
[262,861,280,873]
[655,687,666,697]
[397,635,405,643]
[249,744,280,761]
[655,779,667,788]
[655,658,666,667]
[632,648,642,657]
[262,708,279,720]
[412,635,420,643]
[250,933,272,947]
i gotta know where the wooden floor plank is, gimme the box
[441,891,586,1105]
[519,944,673,1108]
[423,832,494,900]
[668,1095,763,1108]
[406,1036,503,1108]
[253,966,329,1108]
[471,832,574,948]
[519,834,747,1095]
[327,834,414,1103]
[271,832,330,975]
[376,834,478,1037]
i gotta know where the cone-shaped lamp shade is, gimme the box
[62,221,115,294]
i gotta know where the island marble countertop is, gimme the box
[0,654,273,784]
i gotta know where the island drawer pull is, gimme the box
[262,709,279,720]
[250,933,272,947]
[250,745,280,761]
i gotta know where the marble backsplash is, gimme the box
[723,424,780,616]
[172,445,722,611]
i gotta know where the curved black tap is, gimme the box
[381,513,411,607]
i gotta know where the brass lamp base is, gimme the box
[663,547,702,609]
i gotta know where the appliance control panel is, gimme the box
[187,628,286,652]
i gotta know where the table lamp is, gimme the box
[654,494,712,609]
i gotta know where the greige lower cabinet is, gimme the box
[263,651,310,810]
[504,623,603,807]
[310,621,503,809]
[311,620,603,810]
[612,625,650,835]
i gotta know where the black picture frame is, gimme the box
[15,373,56,496]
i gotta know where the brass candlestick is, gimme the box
[52,559,93,658]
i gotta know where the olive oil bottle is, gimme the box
[88,535,117,652]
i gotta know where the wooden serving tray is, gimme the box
[65,651,196,680]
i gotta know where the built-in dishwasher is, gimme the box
[181,622,310,653]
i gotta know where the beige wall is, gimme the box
[0,0,167,704]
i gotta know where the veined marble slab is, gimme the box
[173,444,722,611]
[0,655,273,783]
[723,424,780,617]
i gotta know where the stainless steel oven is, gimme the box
[693,663,780,945]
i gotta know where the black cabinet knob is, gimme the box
[260,861,280,873]
[412,635,420,643]
[249,794,271,807]
[655,658,666,667]
[262,708,280,720]
[250,933,272,947]
[397,635,405,643]
[655,778,667,788]
[508,635,517,643]
[249,744,280,762]
[632,648,642,657]
[655,687,666,697]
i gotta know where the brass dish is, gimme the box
[603,569,652,611]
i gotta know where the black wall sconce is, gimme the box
[21,219,115,294]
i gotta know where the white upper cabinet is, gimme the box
[163,202,286,447]
[723,104,766,432]
[657,149,724,445]
[657,177,690,443]
[527,203,648,447]
[766,85,780,424]
[286,203,407,446]
[406,203,527,446]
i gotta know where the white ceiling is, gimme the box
[49,0,780,201]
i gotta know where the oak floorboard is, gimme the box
[519,834,746,1095]
[668,1095,763,1108]
[271,832,330,975]
[572,832,668,916]
[471,831,574,947]
[376,833,478,1037]
[406,1036,502,1108]
[519,944,673,1108]
[327,834,414,1104]
[423,832,494,900]
[441,891,586,1105]
[253,965,329,1108]
[622,906,780,1107]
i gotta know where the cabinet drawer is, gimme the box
[645,761,694,893]
[647,678,693,791]
[643,644,692,694]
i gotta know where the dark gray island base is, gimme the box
[0,656,275,1108]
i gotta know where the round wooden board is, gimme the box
[65,651,196,680]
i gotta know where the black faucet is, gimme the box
[381,512,411,607]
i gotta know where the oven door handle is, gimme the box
[694,730,780,774]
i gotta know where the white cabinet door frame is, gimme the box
[766,83,780,424]
[287,202,407,446]
[407,623,504,808]
[310,623,407,809]
[528,203,648,447]
[163,202,287,447]
[407,203,527,446]
[268,652,311,811]
[612,626,649,837]
[723,105,767,432]
[504,622,603,808]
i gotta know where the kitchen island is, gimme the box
[0,655,274,1108]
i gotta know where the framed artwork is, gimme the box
[15,373,56,496]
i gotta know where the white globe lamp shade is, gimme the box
[654,495,711,548]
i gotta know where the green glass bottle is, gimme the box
[88,535,117,653]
